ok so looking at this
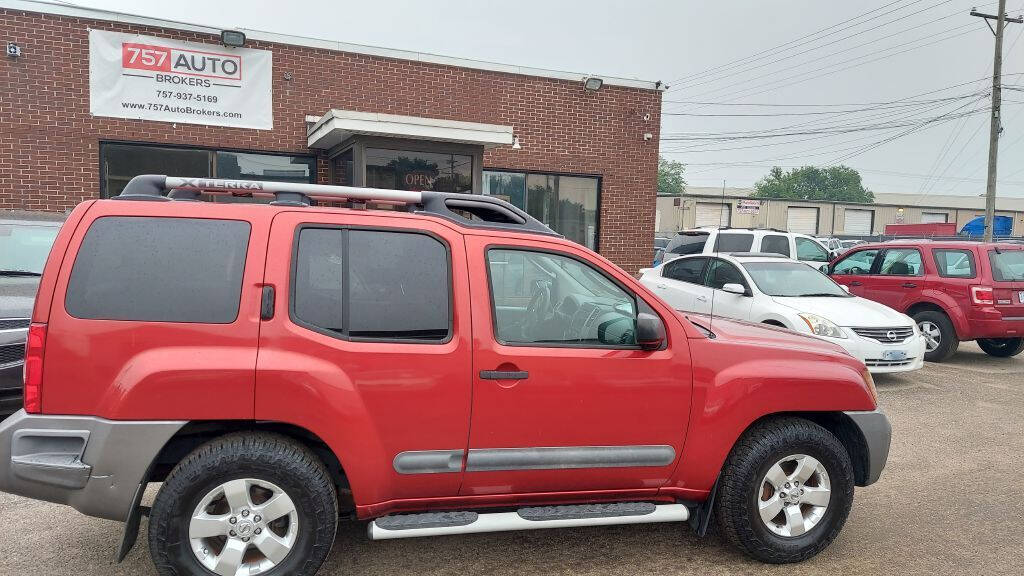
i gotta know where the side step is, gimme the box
[367,502,689,540]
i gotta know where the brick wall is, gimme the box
[0,8,661,273]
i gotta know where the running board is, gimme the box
[367,502,689,540]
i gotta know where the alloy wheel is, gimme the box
[756,454,831,538]
[918,320,941,352]
[188,478,299,576]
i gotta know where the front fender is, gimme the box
[665,334,875,493]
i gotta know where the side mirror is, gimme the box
[636,312,666,350]
[638,268,652,276]
[722,283,746,295]
[819,264,830,274]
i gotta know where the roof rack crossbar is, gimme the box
[115,174,559,237]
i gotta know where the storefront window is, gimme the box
[100,143,316,198]
[483,170,599,250]
[365,148,472,193]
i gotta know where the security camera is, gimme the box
[643,113,651,122]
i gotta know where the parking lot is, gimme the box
[1,342,1021,576]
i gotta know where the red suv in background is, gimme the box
[829,240,1024,362]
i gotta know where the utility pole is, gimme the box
[971,2,1023,241]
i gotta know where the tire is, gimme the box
[913,310,959,363]
[149,432,338,576]
[977,337,1024,357]
[714,418,854,564]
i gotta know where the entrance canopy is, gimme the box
[307,110,514,150]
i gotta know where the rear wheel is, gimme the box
[714,418,854,564]
[977,337,1024,357]
[913,310,958,362]
[149,432,338,576]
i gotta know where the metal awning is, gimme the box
[307,110,514,150]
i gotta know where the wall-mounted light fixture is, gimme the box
[511,136,521,150]
[221,30,246,48]
[582,76,603,91]
[6,42,22,58]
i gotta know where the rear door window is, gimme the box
[65,217,250,323]
[665,232,709,256]
[292,227,451,341]
[879,248,923,276]
[933,249,976,278]
[662,257,708,284]
[713,233,754,253]
[760,234,791,256]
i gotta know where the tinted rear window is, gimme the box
[292,227,451,341]
[66,217,250,323]
[760,234,791,257]
[989,250,1024,281]
[713,233,754,252]
[665,232,709,255]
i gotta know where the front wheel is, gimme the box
[714,418,854,564]
[149,432,338,576]
[977,337,1024,357]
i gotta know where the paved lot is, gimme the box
[2,342,1022,575]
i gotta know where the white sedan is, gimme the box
[639,253,927,373]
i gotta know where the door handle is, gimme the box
[902,282,917,288]
[696,295,709,302]
[260,285,275,320]
[850,281,862,286]
[480,370,529,380]
[656,283,668,289]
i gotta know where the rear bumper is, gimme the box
[844,409,891,486]
[0,410,185,521]
[962,314,1024,340]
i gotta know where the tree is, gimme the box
[658,156,687,196]
[753,165,874,203]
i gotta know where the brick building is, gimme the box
[0,0,663,273]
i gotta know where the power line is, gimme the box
[664,0,932,88]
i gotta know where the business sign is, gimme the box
[737,199,761,214]
[89,30,273,130]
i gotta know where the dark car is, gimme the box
[1,212,63,418]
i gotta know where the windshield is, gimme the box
[990,250,1024,281]
[0,223,60,274]
[742,261,851,297]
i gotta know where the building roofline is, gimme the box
[2,0,666,91]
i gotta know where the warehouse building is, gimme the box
[0,0,664,273]
[656,187,1024,237]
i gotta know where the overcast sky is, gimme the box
[70,0,1024,198]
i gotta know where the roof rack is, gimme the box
[723,252,789,258]
[115,175,558,237]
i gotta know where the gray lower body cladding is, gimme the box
[843,409,892,486]
[0,409,186,521]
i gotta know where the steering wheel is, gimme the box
[522,282,551,340]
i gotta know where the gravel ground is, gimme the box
[1,341,1021,575]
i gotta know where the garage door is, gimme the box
[844,209,873,235]
[786,207,819,235]
[695,202,731,228]
[921,211,948,223]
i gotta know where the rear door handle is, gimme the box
[696,295,709,302]
[850,281,862,286]
[656,283,668,289]
[480,370,529,380]
[902,282,917,288]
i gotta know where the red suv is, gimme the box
[829,240,1024,362]
[0,175,890,574]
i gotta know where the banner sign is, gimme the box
[89,30,273,130]
[737,199,761,214]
